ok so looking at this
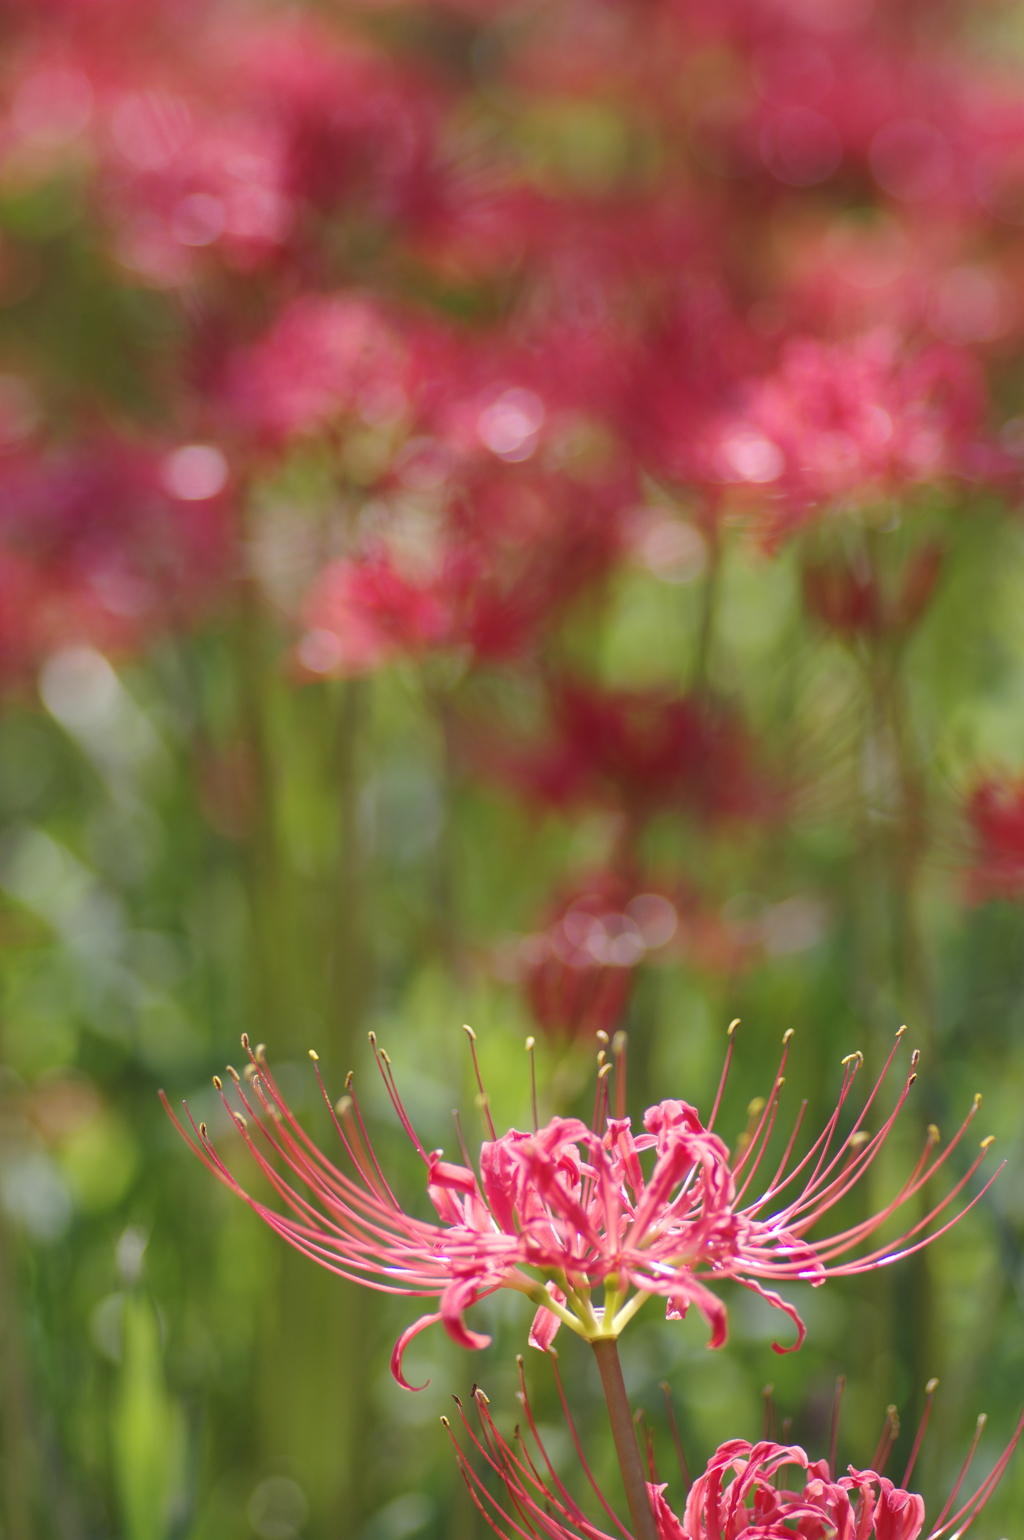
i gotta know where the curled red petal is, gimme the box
[528,1283,567,1351]
[667,1277,729,1349]
[738,1276,807,1354]
[390,1312,441,1390]
[440,1278,492,1353]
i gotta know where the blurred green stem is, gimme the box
[693,520,722,690]
[0,1210,35,1540]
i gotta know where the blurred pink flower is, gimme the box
[0,436,233,679]
[966,778,1024,901]
[488,679,766,827]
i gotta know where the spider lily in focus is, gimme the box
[161,1022,999,1391]
[445,1364,1024,1540]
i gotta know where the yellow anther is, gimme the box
[841,1051,863,1066]
[596,1030,609,1045]
[525,1036,535,1051]
[598,1062,613,1079]
[925,1378,939,1394]
[336,1096,352,1116]
[199,1122,207,1137]
[255,1043,267,1063]
[748,1097,766,1117]
[927,1124,940,1143]
[974,1092,982,1107]
[212,1075,223,1090]
[381,1049,391,1065]
[234,1114,247,1130]
[440,1416,450,1428]
[462,1023,476,1041]
[896,1024,907,1037]
[782,1028,794,1044]
[241,1032,250,1049]
[367,1031,377,1046]
[981,1135,996,1150]
[345,1070,354,1088]
[309,1049,319,1061]
[849,1131,870,1149]
[226,1065,240,1082]
[910,1049,920,1068]
[727,1018,740,1036]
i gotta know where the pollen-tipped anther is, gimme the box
[928,1124,940,1143]
[226,1065,240,1082]
[728,1018,740,1036]
[255,1043,266,1063]
[981,1135,996,1149]
[309,1049,319,1061]
[841,1051,863,1066]
[241,1032,250,1050]
[926,1378,939,1393]
[896,1025,907,1038]
[212,1075,222,1090]
[525,1036,535,1051]
[783,1028,794,1044]
[911,1049,921,1068]
[596,1029,609,1045]
[367,1030,376,1046]
[974,1092,983,1106]
[462,1023,476,1041]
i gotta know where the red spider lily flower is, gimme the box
[298,467,630,677]
[802,543,944,643]
[162,1025,999,1389]
[219,292,423,447]
[966,779,1024,902]
[490,680,766,827]
[0,435,233,682]
[515,878,677,1044]
[446,1365,1024,1540]
[705,333,987,541]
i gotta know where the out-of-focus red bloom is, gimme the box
[219,293,416,446]
[0,435,233,680]
[495,680,764,826]
[164,1027,998,1388]
[708,333,987,538]
[802,541,944,641]
[298,464,630,675]
[0,12,442,286]
[965,779,1024,901]
[513,877,678,1042]
[448,1384,1024,1540]
[300,556,449,676]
